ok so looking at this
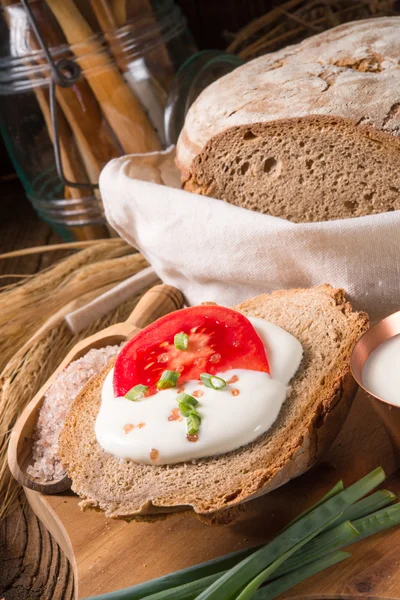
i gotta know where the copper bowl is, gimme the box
[351,311,400,459]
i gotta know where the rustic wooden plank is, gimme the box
[26,390,399,600]
[0,180,72,600]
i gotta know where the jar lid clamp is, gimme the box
[20,0,99,190]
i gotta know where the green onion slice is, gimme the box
[179,402,197,417]
[156,370,180,390]
[176,393,198,407]
[187,412,201,435]
[200,373,226,390]
[125,384,148,401]
[174,332,189,351]
[177,393,199,417]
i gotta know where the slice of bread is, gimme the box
[177,18,400,222]
[58,285,368,518]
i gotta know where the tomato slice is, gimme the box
[113,305,270,397]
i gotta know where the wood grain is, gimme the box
[0,181,72,599]
[25,389,400,599]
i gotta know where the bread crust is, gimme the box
[177,18,400,174]
[58,285,368,518]
[176,18,400,222]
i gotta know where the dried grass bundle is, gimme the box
[0,290,151,519]
[0,240,150,518]
[0,240,147,372]
[229,0,398,59]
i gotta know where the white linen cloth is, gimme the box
[100,147,400,321]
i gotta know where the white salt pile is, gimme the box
[27,345,120,482]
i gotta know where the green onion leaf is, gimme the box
[187,412,201,435]
[271,520,359,579]
[85,547,256,600]
[156,370,180,390]
[195,467,385,600]
[353,502,400,541]
[174,332,189,351]
[286,480,344,528]
[253,551,351,600]
[328,489,397,529]
[142,571,225,600]
[200,373,227,390]
[124,384,148,401]
[235,515,342,600]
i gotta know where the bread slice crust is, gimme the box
[58,285,368,518]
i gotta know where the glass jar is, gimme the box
[0,0,197,240]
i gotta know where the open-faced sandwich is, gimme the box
[58,285,368,518]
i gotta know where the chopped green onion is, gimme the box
[124,384,148,401]
[179,402,197,417]
[156,370,180,390]
[177,393,199,417]
[174,332,189,351]
[176,393,198,408]
[200,373,227,390]
[253,551,351,600]
[187,412,201,435]
[195,467,385,600]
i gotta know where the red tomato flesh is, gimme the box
[113,305,270,397]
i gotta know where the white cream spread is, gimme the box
[95,318,303,464]
[363,333,400,406]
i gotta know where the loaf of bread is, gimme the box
[58,285,368,518]
[176,18,400,222]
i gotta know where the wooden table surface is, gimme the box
[0,178,74,600]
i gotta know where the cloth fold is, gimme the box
[100,147,400,320]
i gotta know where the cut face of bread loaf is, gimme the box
[58,285,368,518]
[176,18,400,222]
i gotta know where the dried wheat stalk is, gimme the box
[0,288,151,519]
[0,240,145,371]
[229,0,397,59]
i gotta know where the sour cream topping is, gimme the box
[95,318,303,465]
[363,333,400,406]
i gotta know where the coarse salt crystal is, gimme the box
[27,345,120,482]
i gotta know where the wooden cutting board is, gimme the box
[24,389,400,600]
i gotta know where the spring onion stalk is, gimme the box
[271,520,359,579]
[235,516,342,600]
[271,502,400,580]
[200,373,227,390]
[286,480,344,527]
[174,333,189,351]
[125,384,148,401]
[142,571,226,600]
[353,502,400,540]
[328,489,397,529]
[253,551,351,600]
[84,546,256,600]
[156,370,180,390]
[195,467,385,600]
